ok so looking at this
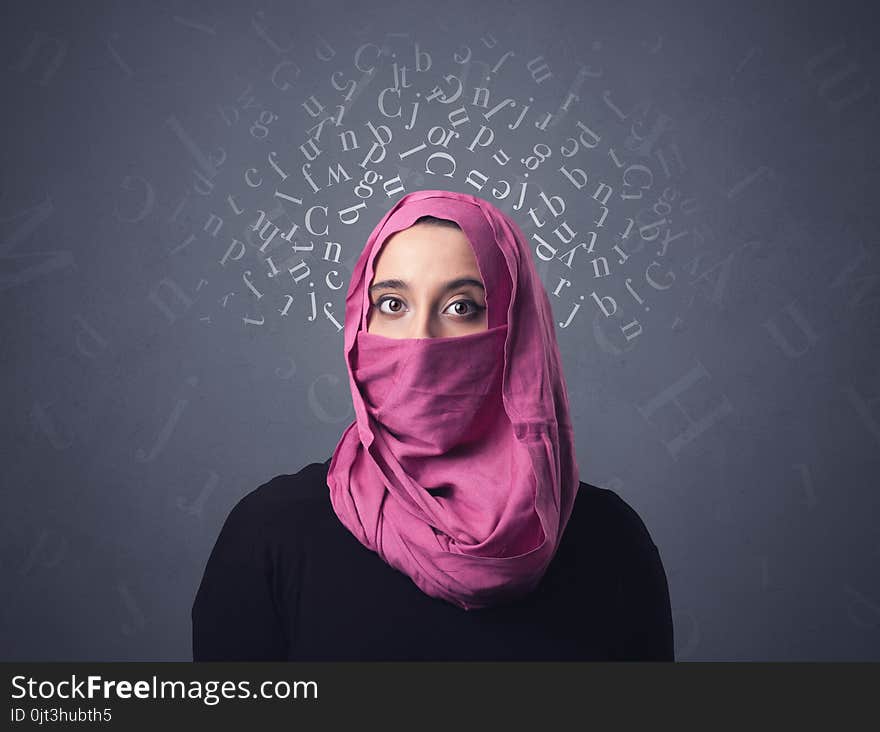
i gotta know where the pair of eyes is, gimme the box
[373,295,486,319]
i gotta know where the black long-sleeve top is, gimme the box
[192,457,674,661]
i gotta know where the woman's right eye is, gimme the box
[376,296,405,315]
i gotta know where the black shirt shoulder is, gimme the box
[242,459,332,510]
[563,482,675,661]
[191,459,331,661]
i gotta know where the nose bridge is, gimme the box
[411,302,436,338]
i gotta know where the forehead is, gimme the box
[373,223,478,272]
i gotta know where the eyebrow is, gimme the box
[368,277,485,295]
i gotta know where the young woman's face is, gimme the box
[366,222,488,339]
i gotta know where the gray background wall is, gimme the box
[1,0,878,661]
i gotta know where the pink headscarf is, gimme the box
[327,189,579,611]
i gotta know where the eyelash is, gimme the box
[374,296,486,320]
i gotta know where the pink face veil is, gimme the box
[326,189,580,611]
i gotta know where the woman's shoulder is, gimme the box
[222,457,333,533]
[192,460,332,661]
[571,480,673,660]
[566,480,661,555]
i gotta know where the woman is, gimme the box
[192,189,674,661]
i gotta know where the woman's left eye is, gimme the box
[445,300,484,318]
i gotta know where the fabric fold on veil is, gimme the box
[327,189,579,610]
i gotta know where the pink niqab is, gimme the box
[327,189,579,610]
